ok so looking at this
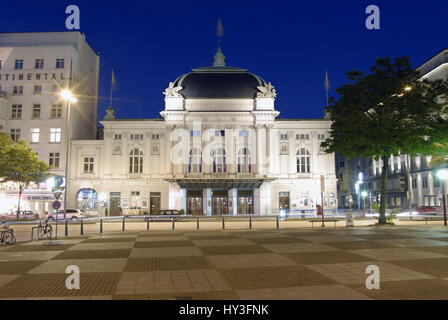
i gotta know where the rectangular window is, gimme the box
[0,60,2,69]
[131,191,140,196]
[56,58,65,69]
[52,85,60,93]
[50,128,62,143]
[190,130,201,137]
[296,134,310,140]
[280,133,288,140]
[32,104,41,119]
[35,59,44,69]
[83,157,94,173]
[422,176,428,189]
[49,153,60,168]
[412,177,418,189]
[114,134,122,140]
[151,134,160,140]
[51,104,62,118]
[130,134,144,140]
[31,128,40,143]
[14,59,23,69]
[10,129,20,142]
[13,86,23,95]
[34,85,42,94]
[11,104,22,119]
[239,130,249,137]
[215,130,225,136]
[434,177,440,188]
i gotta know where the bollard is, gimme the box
[80,219,84,235]
[276,216,279,229]
[172,217,175,230]
[147,218,150,230]
[100,218,103,233]
[249,216,252,229]
[65,220,68,236]
[222,216,225,230]
[197,217,199,230]
[122,217,125,231]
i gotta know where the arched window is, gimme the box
[129,148,143,173]
[189,148,202,173]
[237,148,251,173]
[296,148,310,173]
[213,148,226,173]
[76,188,98,210]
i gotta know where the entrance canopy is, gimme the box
[165,178,276,189]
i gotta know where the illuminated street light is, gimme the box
[436,169,448,226]
[60,89,77,103]
[60,89,77,235]
[404,86,412,92]
[361,191,368,213]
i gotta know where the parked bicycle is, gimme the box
[37,220,53,240]
[0,224,16,245]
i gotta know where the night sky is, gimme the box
[0,0,446,122]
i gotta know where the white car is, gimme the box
[46,209,88,221]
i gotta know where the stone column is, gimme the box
[180,189,187,213]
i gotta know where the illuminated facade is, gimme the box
[67,47,337,216]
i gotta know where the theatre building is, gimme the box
[67,47,337,215]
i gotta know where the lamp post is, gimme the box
[436,169,448,226]
[60,89,77,235]
[361,191,368,214]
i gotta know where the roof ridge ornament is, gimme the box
[163,82,183,98]
[214,18,226,67]
[257,82,277,99]
[213,45,226,67]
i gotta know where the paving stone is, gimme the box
[0,261,46,274]
[199,245,271,255]
[52,249,131,260]
[390,258,448,278]
[236,285,371,300]
[219,266,336,290]
[351,248,446,261]
[125,256,213,271]
[130,247,203,258]
[310,261,433,285]
[207,253,297,268]
[349,279,448,299]
[0,273,120,298]
[27,258,128,273]
[283,251,372,265]
[134,241,194,248]
[261,243,339,253]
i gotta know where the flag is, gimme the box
[111,69,116,91]
[216,18,223,39]
[325,69,330,91]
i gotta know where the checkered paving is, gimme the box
[0,226,447,299]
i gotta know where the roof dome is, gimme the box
[172,46,267,99]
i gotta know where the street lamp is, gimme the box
[437,169,448,226]
[361,191,368,213]
[60,89,76,235]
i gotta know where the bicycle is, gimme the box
[37,220,53,240]
[0,224,16,245]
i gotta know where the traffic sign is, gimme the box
[52,186,65,200]
[54,176,64,187]
[52,201,62,210]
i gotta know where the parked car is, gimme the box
[46,209,88,221]
[145,209,183,222]
[0,210,39,221]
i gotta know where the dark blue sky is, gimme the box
[1,0,446,121]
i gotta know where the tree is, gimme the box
[0,138,51,218]
[321,57,448,224]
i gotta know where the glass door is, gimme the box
[150,192,161,215]
[279,192,290,211]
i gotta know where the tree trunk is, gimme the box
[379,155,389,224]
[17,185,22,220]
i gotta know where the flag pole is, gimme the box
[110,70,114,107]
[325,69,330,107]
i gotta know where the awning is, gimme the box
[164,178,276,189]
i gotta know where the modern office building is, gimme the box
[336,49,448,210]
[67,47,338,216]
[0,31,100,215]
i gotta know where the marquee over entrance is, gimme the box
[165,177,276,190]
